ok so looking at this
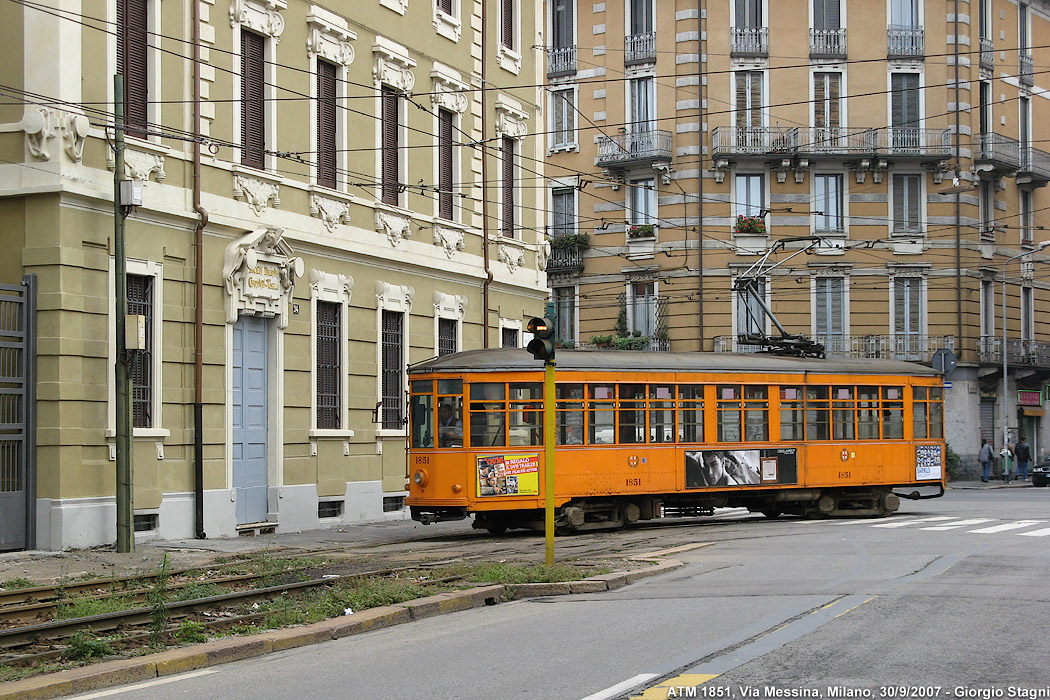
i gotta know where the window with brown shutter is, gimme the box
[316,301,341,430]
[381,87,400,206]
[502,136,516,238]
[317,60,338,189]
[438,109,454,220]
[501,0,514,49]
[437,0,453,15]
[127,274,153,429]
[241,30,266,170]
[117,0,149,139]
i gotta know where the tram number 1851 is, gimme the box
[625,478,642,487]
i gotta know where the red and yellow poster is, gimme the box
[476,454,540,497]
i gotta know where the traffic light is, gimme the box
[526,317,556,363]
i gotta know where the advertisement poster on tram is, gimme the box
[476,454,540,497]
[915,445,943,480]
[685,448,798,488]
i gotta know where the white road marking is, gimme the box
[872,516,956,528]
[969,520,1046,534]
[921,518,996,530]
[70,670,218,699]
[1019,527,1050,537]
[579,673,659,700]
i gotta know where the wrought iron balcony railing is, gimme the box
[731,26,769,57]
[810,28,847,58]
[546,244,584,274]
[975,133,1021,171]
[547,46,577,77]
[624,32,655,65]
[887,26,924,58]
[978,337,1050,367]
[1018,146,1050,186]
[1020,52,1034,87]
[713,126,950,159]
[979,38,994,71]
[711,127,798,156]
[714,334,955,362]
[595,129,672,168]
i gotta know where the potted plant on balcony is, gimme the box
[734,215,767,235]
[550,233,590,250]
[627,223,656,239]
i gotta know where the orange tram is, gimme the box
[405,349,946,534]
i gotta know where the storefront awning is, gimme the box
[1023,407,1045,416]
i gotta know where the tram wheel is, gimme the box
[760,507,782,519]
[485,525,508,535]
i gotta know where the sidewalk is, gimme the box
[949,478,1037,490]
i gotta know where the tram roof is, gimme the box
[409,349,942,377]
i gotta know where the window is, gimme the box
[629,281,657,337]
[716,385,768,442]
[979,182,995,239]
[890,73,921,149]
[317,59,338,189]
[814,277,845,345]
[813,72,841,142]
[553,286,576,343]
[381,310,404,429]
[627,178,655,227]
[551,187,574,238]
[890,0,918,28]
[735,0,762,27]
[893,276,923,352]
[1022,286,1034,342]
[679,385,704,442]
[618,384,645,444]
[437,0,453,14]
[500,0,515,50]
[814,174,843,232]
[1019,2,1029,52]
[438,318,458,356]
[555,383,584,445]
[117,0,149,138]
[892,174,921,234]
[913,386,944,439]
[501,136,517,237]
[780,387,804,441]
[381,86,400,206]
[437,108,455,220]
[469,383,543,447]
[978,0,991,41]
[316,301,341,429]
[1020,191,1033,246]
[629,78,655,131]
[981,278,995,340]
[501,327,519,348]
[649,385,675,443]
[1020,97,1030,149]
[979,81,992,137]
[550,88,576,150]
[552,0,574,49]
[736,277,766,336]
[735,173,764,219]
[805,386,829,440]
[735,72,763,145]
[127,274,154,429]
[241,30,267,169]
[813,0,840,28]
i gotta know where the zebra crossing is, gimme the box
[707,509,1050,537]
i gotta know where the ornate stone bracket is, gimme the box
[107,144,167,182]
[310,193,352,231]
[234,173,281,215]
[495,96,528,138]
[21,108,89,163]
[376,280,414,312]
[306,10,356,67]
[433,225,465,258]
[854,158,888,185]
[433,291,467,320]
[376,209,412,246]
[373,36,416,92]
[309,268,354,304]
[537,239,551,271]
[230,0,286,40]
[498,242,526,273]
[222,227,304,328]
[431,64,469,114]
[712,158,730,184]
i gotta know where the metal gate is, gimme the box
[0,276,36,551]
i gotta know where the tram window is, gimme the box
[743,386,768,442]
[437,396,463,447]
[470,402,506,447]
[618,384,645,444]
[679,385,704,443]
[857,386,880,439]
[912,398,928,439]
[410,393,434,448]
[912,386,943,439]
[556,383,585,445]
[929,387,944,438]
[588,384,615,444]
[412,380,434,393]
[649,385,675,443]
[882,386,904,439]
[470,383,505,401]
[780,386,804,441]
[717,385,741,442]
[508,383,543,446]
[806,386,829,440]
[832,386,855,440]
[437,379,462,394]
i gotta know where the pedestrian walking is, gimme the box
[978,438,993,483]
[1014,435,1032,481]
[1000,444,1014,483]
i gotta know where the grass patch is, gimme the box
[54,595,136,620]
[0,577,37,590]
[0,662,66,683]
[173,582,226,601]
[434,562,611,585]
[61,629,114,661]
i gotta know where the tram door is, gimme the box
[233,315,269,525]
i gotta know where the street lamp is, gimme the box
[1001,240,1050,454]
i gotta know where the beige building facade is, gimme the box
[543,0,1050,472]
[0,0,548,550]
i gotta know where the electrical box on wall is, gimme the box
[125,314,146,350]
[119,180,143,207]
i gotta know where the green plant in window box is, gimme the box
[590,334,614,347]
[734,215,767,235]
[627,223,656,239]
[550,233,590,250]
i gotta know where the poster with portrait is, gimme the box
[685,448,797,489]
[476,454,540,497]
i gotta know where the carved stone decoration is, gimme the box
[498,243,526,273]
[433,291,467,319]
[537,239,551,271]
[306,12,356,67]
[376,210,411,246]
[431,65,469,114]
[375,280,414,312]
[62,114,90,163]
[233,174,281,215]
[310,193,352,231]
[222,227,305,328]
[309,268,354,303]
[110,146,166,182]
[373,38,416,92]
[21,107,57,160]
[433,226,465,258]
[379,0,408,15]
[230,0,286,40]
[495,110,528,138]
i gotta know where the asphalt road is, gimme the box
[70,486,1050,700]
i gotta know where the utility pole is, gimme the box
[113,74,134,553]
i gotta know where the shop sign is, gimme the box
[1017,390,1042,406]
[980,388,997,401]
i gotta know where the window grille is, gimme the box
[381,310,404,429]
[316,301,341,429]
[127,274,153,428]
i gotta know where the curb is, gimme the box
[0,559,685,700]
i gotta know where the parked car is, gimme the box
[1032,457,1050,487]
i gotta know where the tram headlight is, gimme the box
[412,469,429,488]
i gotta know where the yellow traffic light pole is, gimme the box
[544,360,556,565]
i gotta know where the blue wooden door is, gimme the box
[233,315,268,525]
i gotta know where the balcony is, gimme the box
[887,26,924,58]
[731,26,769,57]
[810,28,847,59]
[595,129,672,170]
[712,126,950,160]
[546,244,584,274]
[1020,52,1034,87]
[624,32,655,65]
[714,334,956,363]
[979,38,994,71]
[547,46,577,78]
[1018,147,1050,188]
[978,337,1050,367]
[975,133,1021,173]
